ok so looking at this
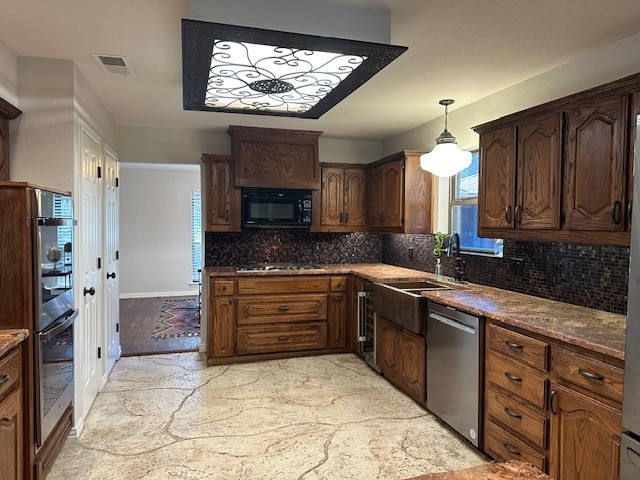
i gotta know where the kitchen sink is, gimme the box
[372,280,452,334]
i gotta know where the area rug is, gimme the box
[151,297,200,340]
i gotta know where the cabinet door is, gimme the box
[321,167,344,226]
[479,126,516,229]
[204,160,241,232]
[398,329,425,402]
[328,292,348,349]
[517,113,562,229]
[377,317,397,382]
[344,168,366,227]
[368,166,383,226]
[0,388,23,480]
[549,384,622,480]
[564,96,627,231]
[210,297,236,357]
[382,161,403,227]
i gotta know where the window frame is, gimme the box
[449,150,503,257]
[191,189,202,284]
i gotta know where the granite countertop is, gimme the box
[407,461,549,479]
[421,282,626,360]
[204,263,626,360]
[0,329,29,356]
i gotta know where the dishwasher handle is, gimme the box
[428,311,476,335]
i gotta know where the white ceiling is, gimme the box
[2,0,640,141]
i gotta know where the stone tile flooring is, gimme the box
[49,353,486,479]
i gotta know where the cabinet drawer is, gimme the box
[485,420,547,472]
[213,281,235,296]
[488,323,549,371]
[330,276,348,292]
[488,352,547,409]
[487,388,548,449]
[0,347,20,400]
[238,277,329,295]
[236,322,327,354]
[237,294,327,325]
[552,347,623,403]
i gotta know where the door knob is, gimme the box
[83,287,96,296]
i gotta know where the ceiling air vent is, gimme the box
[91,54,134,76]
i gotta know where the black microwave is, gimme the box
[242,188,312,228]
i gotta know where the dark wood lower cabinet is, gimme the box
[549,384,622,480]
[0,388,22,480]
[327,292,348,349]
[376,316,425,403]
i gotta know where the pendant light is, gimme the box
[420,99,472,177]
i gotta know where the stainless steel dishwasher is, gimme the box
[427,302,484,448]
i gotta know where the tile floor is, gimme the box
[48,353,487,479]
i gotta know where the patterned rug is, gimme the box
[151,297,200,340]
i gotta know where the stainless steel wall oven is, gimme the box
[32,189,76,448]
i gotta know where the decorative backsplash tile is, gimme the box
[205,229,629,314]
[204,230,382,266]
[381,234,629,314]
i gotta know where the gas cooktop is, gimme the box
[235,263,324,273]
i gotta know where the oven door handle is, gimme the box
[39,310,78,342]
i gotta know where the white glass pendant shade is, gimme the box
[420,143,472,177]
[420,99,471,177]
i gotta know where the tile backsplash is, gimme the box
[204,230,382,266]
[381,234,629,314]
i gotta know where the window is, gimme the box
[450,151,503,256]
[191,190,202,283]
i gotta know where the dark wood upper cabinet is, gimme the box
[517,113,562,229]
[227,125,322,190]
[478,126,516,230]
[564,95,627,231]
[474,72,640,245]
[315,165,366,232]
[201,154,241,232]
[366,151,433,234]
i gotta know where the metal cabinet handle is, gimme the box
[549,389,558,414]
[578,368,604,381]
[502,442,521,456]
[83,287,96,296]
[277,335,290,341]
[505,340,523,350]
[505,206,512,223]
[379,212,383,223]
[628,202,633,225]
[504,372,522,383]
[612,200,622,224]
[344,212,349,223]
[515,205,522,224]
[0,373,10,386]
[278,306,290,312]
[340,212,344,223]
[107,272,116,279]
[504,407,522,419]
[225,210,230,221]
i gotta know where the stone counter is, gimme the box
[421,282,626,360]
[407,461,549,479]
[0,328,29,356]
[204,263,626,360]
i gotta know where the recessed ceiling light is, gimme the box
[181,20,407,119]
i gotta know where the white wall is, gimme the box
[11,57,76,191]
[119,163,201,297]
[0,38,18,107]
[384,31,640,155]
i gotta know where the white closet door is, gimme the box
[79,123,102,417]
[103,146,120,376]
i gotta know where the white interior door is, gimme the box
[103,146,120,376]
[79,124,102,415]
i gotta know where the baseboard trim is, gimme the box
[120,291,198,299]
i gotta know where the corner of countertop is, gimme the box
[0,328,29,356]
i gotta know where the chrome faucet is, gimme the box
[448,232,466,282]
